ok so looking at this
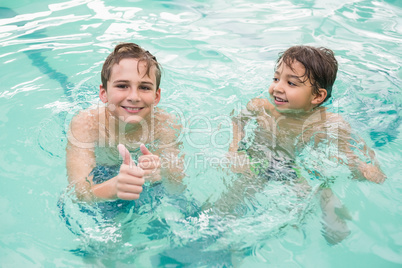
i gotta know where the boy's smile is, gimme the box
[99,58,161,124]
[124,107,141,112]
[273,96,288,104]
[121,106,143,113]
[269,60,318,113]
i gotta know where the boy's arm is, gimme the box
[315,114,386,183]
[153,116,186,183]
[66,141,124,202]
[227,108,249,173]
[229,115,245,152]
[319,187,351,244]
[159,143,185,183]
[229,98,263,152]
[66,143,98,201]
[66,112,144,202]
[344,140,386,183]
[228,98,268,172]
[66,111,100,201]
[334,118,385,183]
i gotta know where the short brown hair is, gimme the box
[277,45,338,104]
[101,43,161,90]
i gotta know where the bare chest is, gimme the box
[253,114,307,157]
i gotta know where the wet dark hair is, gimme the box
[276,45,338,104]
[101,42,161,90]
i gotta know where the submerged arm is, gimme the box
[319,187,352,244]
[66,110,102,201]
[66,111,144,202]
[228,99,268,172]
[305,113,386,184]
[229,98,267,152]
[153,114,186,185]
[345,140,385,183]
[333,118,386,183]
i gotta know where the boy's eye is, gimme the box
[288,81,296,86]
[140,85,151,90]
[273,78,279,82]
[116,84,128,89]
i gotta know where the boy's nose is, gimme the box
[127,88,141,102]
[273,83,284,92]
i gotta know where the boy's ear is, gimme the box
[154,88,161,106]
[312,88,327,105]
[99,85,108,103]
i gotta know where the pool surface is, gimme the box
[1,0,401,267]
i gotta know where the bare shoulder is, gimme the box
[70,107,101,131]
[68,107,101,145]
[325,112,351,129]
[304,109,349,126]
[306,111,352,141]
[246,98,271,113]
[154,109,182,144]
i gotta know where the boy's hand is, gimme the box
[116,144,145,200]
[138,144,161,182]
[227,151,250,173]
[358,162,386,184]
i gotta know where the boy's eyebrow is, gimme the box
[287,75,305,83]
[140,81,154,86]
[287,74,307,84]
[112,80,155,86]
[274,71,305,84]
[113,79,130,84]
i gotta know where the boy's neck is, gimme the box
[105,110,154,144]
[272,106,326,120]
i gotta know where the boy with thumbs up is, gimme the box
[66,43,183,203]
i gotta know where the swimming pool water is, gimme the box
[1,0,401,267]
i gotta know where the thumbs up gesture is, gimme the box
[116,144,145,200]
[138,144,161,182]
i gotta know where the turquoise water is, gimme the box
[1,0,401,266]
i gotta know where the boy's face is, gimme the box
[99,58,161,124]
[268,60,319,113]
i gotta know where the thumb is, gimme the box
[140,144,152,155]
[118,144,133,166]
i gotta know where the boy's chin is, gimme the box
[274,106,301,114]
[270,99,302,114]
[117,114,147,125]
[274,105,315,114]
[124,116,146,124]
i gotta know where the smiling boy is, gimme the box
[224,45,385,243]
[230,45,385,183]
[66,43,182,203]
